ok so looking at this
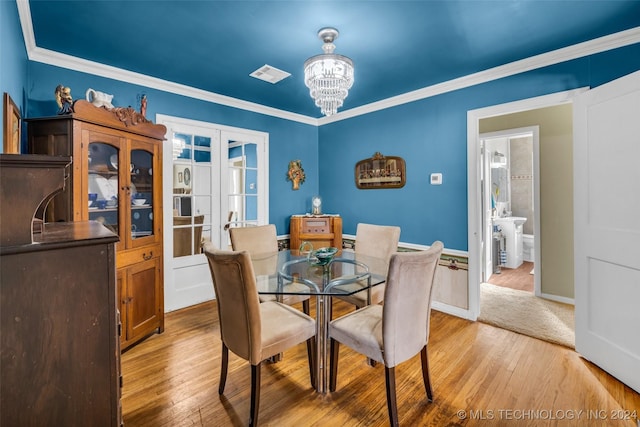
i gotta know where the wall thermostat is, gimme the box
[430,173,443,185]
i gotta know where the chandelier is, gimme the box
[303,27,354,117]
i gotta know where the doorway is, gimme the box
[467,88,583,320]
[481,128,538,294]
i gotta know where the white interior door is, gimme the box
[574,70,640,393]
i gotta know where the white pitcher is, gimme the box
[86,88,114,109]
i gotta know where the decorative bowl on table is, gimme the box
[308,247,338,266]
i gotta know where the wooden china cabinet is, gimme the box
[27,100,166,350]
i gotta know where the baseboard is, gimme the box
[539,292,575,306]
[432,301,474,320]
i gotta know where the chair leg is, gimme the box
[306,337,316,388]
[385,366,399,427]
[329,338,339,392]
[302,298,310,315]
[420,345,433,402]
[249,362,261,427]
[219,343,229,394]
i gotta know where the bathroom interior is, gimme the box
[486,133,535,292]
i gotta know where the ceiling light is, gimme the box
[303,27,354,117]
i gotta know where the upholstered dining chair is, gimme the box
[229,224,311,315]
[328,241,444,426]
[204,246,316,427]
[335,223,401,309]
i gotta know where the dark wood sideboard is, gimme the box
[0,155,122,426]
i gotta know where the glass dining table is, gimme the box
[250,249,387,393]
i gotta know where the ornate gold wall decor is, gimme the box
[355,152,406,189]
[287,159,305,190]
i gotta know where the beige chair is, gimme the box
[329,241,444,426]
[204,247,316,427]
[335,223,401,309]
[230,224,311,315]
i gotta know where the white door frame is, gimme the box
[466,88,586,320]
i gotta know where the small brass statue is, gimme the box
[55,85,73,114]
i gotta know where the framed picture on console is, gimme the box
[3,93,21,154]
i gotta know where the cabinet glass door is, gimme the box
[88,142,120,237]
[130,149,154,241]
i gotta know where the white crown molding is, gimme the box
[15,0,640,127]
[16,0,35,51]
[27,45,318,125]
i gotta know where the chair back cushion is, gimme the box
[204,248,262,363]
[382,241,443,367]
[230,224,278,255]
[355,223,401,274]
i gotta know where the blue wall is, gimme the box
[0,0,28,152]
[319,44,640,250]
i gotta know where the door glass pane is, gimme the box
[245,143,257,168]
[174,132,191,160]
[246,195,258,221]
[88,142,119,236]
[246,169,257,195]
[131,149,153,239]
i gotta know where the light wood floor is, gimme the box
[488,261,534,292]
[121,300,639,426]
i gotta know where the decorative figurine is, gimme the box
[140,94,147,118]
[287,160,305,190]
[55,85,73,114]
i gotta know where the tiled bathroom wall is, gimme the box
[510,136,534,235]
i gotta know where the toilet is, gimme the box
[523,234,535,262]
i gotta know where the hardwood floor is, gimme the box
[488,261,534,292]
[121,300,639,426]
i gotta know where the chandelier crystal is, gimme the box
[304,28,354,117]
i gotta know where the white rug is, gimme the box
[478,282,575,348]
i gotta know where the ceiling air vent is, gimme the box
[249,65,291,84]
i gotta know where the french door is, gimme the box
[157,115,269,311]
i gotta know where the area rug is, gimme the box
[478,282,575,349]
